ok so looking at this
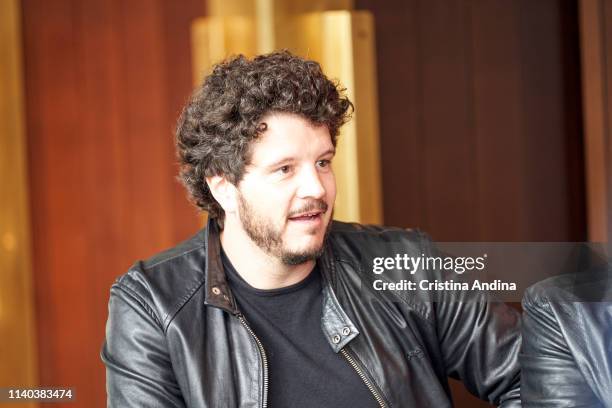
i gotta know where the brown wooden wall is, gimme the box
[21,0,204,406]
[358,0,586,243]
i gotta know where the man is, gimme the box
[102,51,521,407]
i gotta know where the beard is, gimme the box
[237,192,331,265]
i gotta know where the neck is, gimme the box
[219,217,315,290]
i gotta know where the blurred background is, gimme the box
[1,0,611,406]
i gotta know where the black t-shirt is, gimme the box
[221,249,378,408]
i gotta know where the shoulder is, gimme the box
[327,220,427,259]
[111,228,208,331]
[523,266,612,309]
[326,221,437,319]
[522,268,612,362]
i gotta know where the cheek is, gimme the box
[262,186,294,214]
[324,173,337,203]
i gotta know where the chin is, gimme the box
[280,237,326,265]
[280,244,325,265]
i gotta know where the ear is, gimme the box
[206,175,238,214]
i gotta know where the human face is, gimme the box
[235,113,336,265]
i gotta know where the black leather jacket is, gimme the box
[521,268,612,407]
[102,220,521,407]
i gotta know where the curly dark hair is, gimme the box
[175,50,353,219]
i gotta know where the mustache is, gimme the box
[287,200,328,217]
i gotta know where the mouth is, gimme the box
[288,210,324,222]
[287,200,329,226]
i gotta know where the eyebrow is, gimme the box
[260,148,336,170]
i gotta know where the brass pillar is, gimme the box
[0,0,39,403]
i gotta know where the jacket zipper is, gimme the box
[237,314,269,408]
[340,348,387,408]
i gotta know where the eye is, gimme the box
[277,165,291,174]
[317,159,331,168]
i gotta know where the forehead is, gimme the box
[248,113,334,166]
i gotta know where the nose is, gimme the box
[296,166,326,199]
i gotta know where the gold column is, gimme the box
[192,0,382,224]
[0,0,39,402]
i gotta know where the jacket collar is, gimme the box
[203,217,239,314]
[202,217,360,352]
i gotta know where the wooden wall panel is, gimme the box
[355,1,427,233]
[469,0,529,241]
[357,0,585,242]
[21,1,204,406]
[516,0,585,241]
[420,0,480,240]
[580,0,612,242]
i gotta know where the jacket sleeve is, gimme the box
[101,280,186,408]
[520,291,601,407]
[434,297,522,407]
[421,235,521,407]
